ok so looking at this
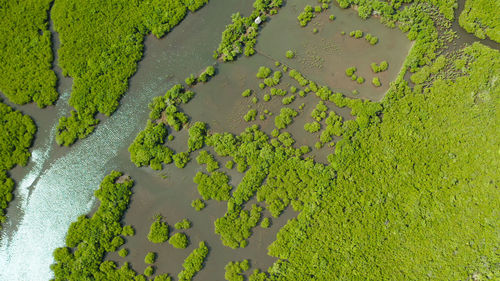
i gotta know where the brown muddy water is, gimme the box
[0,0,448,280]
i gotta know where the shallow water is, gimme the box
[0,0,252,280]
[1,1,434,280]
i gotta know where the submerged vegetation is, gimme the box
[0,102,36,228]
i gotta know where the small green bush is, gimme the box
[145,252,156,264]
[144,266,154,277]
[175,219,192,230]
[169,233,189,249]
[329,15,335,20]
[241,89,252,97]
[256,67,272,79]
[261,218,271,228]
[372,77,381,87]
[345,67,356,77]
[173,152,190,168]
[118,248,128,257]
[148,217,169,243]
[244,109,257,122]
[191,199,205,211]
[122,225,135,236]
[286,50,295,59]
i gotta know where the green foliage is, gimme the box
[122,225,135,236]
[215,204,262,248]
[185,74,197,86]
[242,89,253,97]
[173,152,190,168]
[311,101,328,122]
[304,121,321,133]
[365,33,379,45]
[329,14,335,20]
[177,241,209,281]
[52,0,207,145]
[191,199,205,211]
[0,102,36,228]
[118,248,129,257]
[144,252,156,264]
[345,67,357,77]
[356,76,365,84]
[274,108,298,129]
[281,95,295,105]
[289,69,308,86]
[226,160,234,169]
[169,232,189,249]
[188,122,207,152]
[194,171,233,201]
[459,0,500,43]
[349,29,363,38]
[298,5,314,27]
[286,50,295,59]
[260,217,271,228]
[130,84,196,169]
[196,150,219,172]
[256,66,272,79]
[51,171,136,280]
[175,219,192,230]
[144,266,154,277]
[372,77,381,87]
[0,0,58,107]
[215,0,283,61]
[265,43,500,280]
[225,260,250,281]
[197,65,216,83]
[244,109,258,122]
[263,94,271,102]
[148,216,169,243]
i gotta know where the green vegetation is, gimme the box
[188,122,207,152]
[169,232,189,249]
[345,66,357,77]
[304,121,321,133]
[129,84,195,170]
[242,89,253,97]
[365,33,379,45]
[260,217,271,228]
[329,14,335,21]
[173,152,190,168]
[215,0,283,61]
[215,204,262,248]
[175,219,192,230]
[53,0,208,146]
[289,69,308,86]
[145,252,156,264]
[196,150,219,172]
[0,0,58,107]
[154,274,172,281]
[349,29,363,38]
[144,266,154,277]
[281,95,295,105]
[191,199,205,211]
[274,108,298,129]
[256,66,272,79]
[0,102,36,228]
[372,77,381,87]
[122,225,135,236]
[194,171,233,201]
[51,172,139,280]
[285,50,295,59]
[371,61,389,73]
[118,248,129,257]
[148,216,169,244]
[177,241,209,281]
[226,160,234,169]
[312,28,318,34]
[244,109,258,122]
[298,5,314,27]
[197,66,216,83]
[459,0,500,43]
[356,76,365,84]
[225,260,250,281]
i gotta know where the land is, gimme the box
[0,0,498,280]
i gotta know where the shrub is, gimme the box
[304,122,321,133]
[372,77,381,87]
[118,248,128,257]
[274,108,298,129]
[175,219,192,230]
[144,266,154,277]
[261,217,271,228]
[356,77,365,84]
[148,217,169,243]
[282,95,295,105]
[185,74,196,86]
[298,5,314,26]
[244,109,257,122]
[314,6,322,13]
[173,152,190,168]
[329,15,335,20]
[191,199,205,211]
[122,225,135,236]
[252,97,258,104]
[226,160,234,169]
[196,150,219,172]
[345,67,356,76]
[225,260,250,281]
[256,67,272,79]
[145,252,156,264]
[188,122,207,152]
[263,94,271,102]
[379,61,388,71]
[169,233,189,249]
[177,241,209,281]
[313,28,318,34]
[241,89,252,97]
[286,50,295,59]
